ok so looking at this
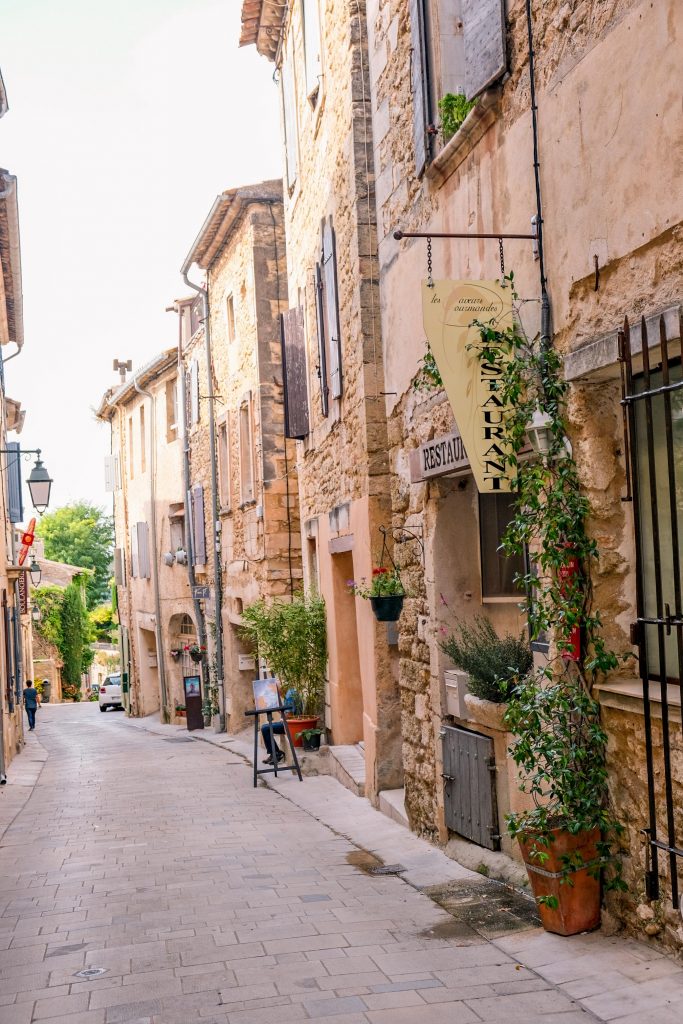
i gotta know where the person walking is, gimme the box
[23,680,40,731]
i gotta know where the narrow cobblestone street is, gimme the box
[2,704,683,1024]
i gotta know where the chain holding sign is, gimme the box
[422,280,516,493]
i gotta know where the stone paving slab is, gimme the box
[0,703,682,1024]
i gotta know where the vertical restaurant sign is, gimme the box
[422,280,515,492]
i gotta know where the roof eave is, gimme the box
[0,171,24,350]
[96,349,177,420]
[239,0,286,61]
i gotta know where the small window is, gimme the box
[226,295,236,343]
[239,395,255,504]
[166,378,178,443]
[139,406,146,474]
[128,416,134,479]
[218,418,231,509]
[179,614,195,637]
[479,493,524,601]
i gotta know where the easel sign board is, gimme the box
[252,678,280,712]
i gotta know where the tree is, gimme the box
[90,603,117,644]
[37,502,114,608]
[60,580,91,690]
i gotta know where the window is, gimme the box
[478,493,524,600]
[239,394,255,504]
[226,294,236,342]
[166,378,178,443]
[128,416,134,479]
[302,0,322,104]
[280,33,299,191]
[410,0,506,173]
[314,216,342,416]
[179,614,195,637]
[218,417,231,509]
[139,406,146,474]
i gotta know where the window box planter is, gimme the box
[463,692,508,731]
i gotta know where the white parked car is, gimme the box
[99,674,123,712]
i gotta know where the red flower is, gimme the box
[373,567,388,576]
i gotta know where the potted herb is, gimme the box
[301,727,324,752]
[437,92,476,142]
[441,617,532,718]
[467,273,627,935]
[174,702,186,719]
[241,592,327,746]
[349,567,405,622]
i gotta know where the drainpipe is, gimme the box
[172,306,210,703]
[525,0,552,357]
[180,271,226,732]
[132,374,169,721]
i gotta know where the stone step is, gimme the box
[327,743,366,797]
[378,787,409,829]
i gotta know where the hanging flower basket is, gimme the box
[170,648,182,661]
[369,595,404,621]
[185,644,205,664]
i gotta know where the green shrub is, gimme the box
[441,616,532,703]
[438,93,476,140]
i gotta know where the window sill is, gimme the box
[596,675,681,723]
[425,89,501,188]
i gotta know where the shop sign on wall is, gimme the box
[422,280,515,492]
[409,430,469,483]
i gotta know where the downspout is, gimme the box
[525,0,551,355]
[180,270,226,732]
[132,374,169,721]
[173,307,210,702]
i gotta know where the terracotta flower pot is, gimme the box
[287,716,319,747]
[519,827,601,936]
[369,595,404,621]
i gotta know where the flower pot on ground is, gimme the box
[288,716,319,747]
[518,827,601,936]
[241,591,327,744]
[175,705,186,719]
[301,727,324,752]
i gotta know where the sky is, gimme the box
[1,0,280,515]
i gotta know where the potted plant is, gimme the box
[349,566,405,622]
[174,702,186,719]
[170,647,182,661]
[466,274,627,935]
[241,591,327,746]
[301,727,324,752]
[441,616,532,724]
[185,644,204,664]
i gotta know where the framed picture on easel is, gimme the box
[252,678,280,712]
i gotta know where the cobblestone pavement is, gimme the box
[1,704,683,1024]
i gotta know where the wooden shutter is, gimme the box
[130,524,139,578]
[136,522,150,579]
[314,262,329,417]
[190,360,200,424]
[281,37,298,189]
[114,547,126,586]
[463,0,507,101]
[281,307,310,439]
[6,442,23,523]
[104,455,117,493]
[192,486,206,565]
[409,0,430,176]
[322,218,342,399]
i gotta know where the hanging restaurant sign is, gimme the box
[422,280,515,492]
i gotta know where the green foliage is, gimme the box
[441,617,532,703]
[33,585,65,649]
[241,592,328,717]
[37,502,114,608]
[413,347,443,392]
[60,581,90,686]
[438,92,476,140]
[467,272,627,896]
[62,683,81,702]
[349,567,404,599]
[89,603,117,643]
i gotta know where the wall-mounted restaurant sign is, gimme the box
[422,280,515,492]
[409,430,469,483]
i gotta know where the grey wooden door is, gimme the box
[442,725,500,850]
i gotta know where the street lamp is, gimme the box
[26,452,53,514]
[29,556,41,587]
[31,604,41,624]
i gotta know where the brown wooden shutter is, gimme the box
[322,218,342,399]
[463,0,507,101]
[192,486,206,565]
[315,262,329,417]
[281,307,310,439]
[409,0,430,176]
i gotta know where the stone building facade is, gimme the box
[362,0,683,942]
[97,351,200,722]
[240,0,402,803]
[180,181,303,729]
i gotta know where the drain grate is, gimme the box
[74,967,108,979]
[421,877,539,940]
[367,863,406,875]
